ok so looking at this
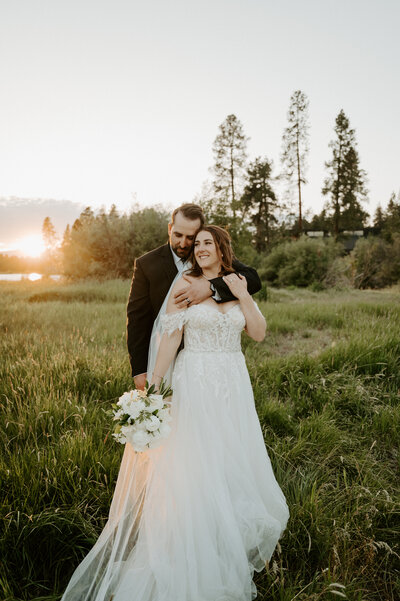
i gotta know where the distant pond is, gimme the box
[0,273,62,282]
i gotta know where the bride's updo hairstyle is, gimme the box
[188,225,235,277]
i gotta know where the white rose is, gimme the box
[158,407,171,423]
[120,424,133,438]
[135,399,146,412]
[117,390,141,413]
[159,422,171,439]
[117,398,131,414]
[148,394,164,411]
[129,429,151,451]
[126,402,143,420]
[129,390,141,401]
[118,391,132,405]
[144,414,160,432]
[134,415,151,430]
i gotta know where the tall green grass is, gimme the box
[1,280,399,600]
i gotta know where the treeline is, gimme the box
[2,197,399,288]
[2,90,399,288]
[0,254,45,274]
[13,190,398,289]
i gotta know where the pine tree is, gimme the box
[377,191,400,241]
[322,110,368,236]
[62,224,71,247]
[309,208,331,232]
[241,157,279,251]
[211,114,248,227]
[41,217,59,273]
[386,191,400,232]
[79,206,95,224]
[281,90,310,234]
[42,216,57,251]
[373,205,384,230]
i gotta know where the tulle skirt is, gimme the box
[61,349,289,601]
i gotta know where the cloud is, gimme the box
[0,197,85,248]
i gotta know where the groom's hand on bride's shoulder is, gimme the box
[173,275,212,309]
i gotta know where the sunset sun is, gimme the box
[17,235,46,257]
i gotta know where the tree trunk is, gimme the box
[230,146,235,220]
[334,144,343,238]
[295,121,302,234]
[255,210,263,252]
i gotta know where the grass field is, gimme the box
[1,279,399,601]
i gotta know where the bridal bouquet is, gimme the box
[110,381,173,452]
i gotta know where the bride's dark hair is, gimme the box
[187,225,235,277]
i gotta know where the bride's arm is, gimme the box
[222,274,266,342]
[150,278,187,387]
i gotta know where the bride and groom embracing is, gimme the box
[60,204,289,601]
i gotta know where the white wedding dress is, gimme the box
[61,302,289,601]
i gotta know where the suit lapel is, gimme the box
[160,244,178,283]
[151,244,181,317]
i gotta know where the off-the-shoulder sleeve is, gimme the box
[161,311,186,336]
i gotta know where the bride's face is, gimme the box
[194,230,220,270]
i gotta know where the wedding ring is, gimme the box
[186,298,190,304]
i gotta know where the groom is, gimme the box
[127,203,261,389]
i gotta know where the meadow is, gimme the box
[1,279,399,601]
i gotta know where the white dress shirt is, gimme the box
[170,246,191,274]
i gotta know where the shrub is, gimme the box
[62,206,169,279]
[259,236,342,287]
[323,255,353,289]
[351,234,400,288]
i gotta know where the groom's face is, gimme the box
[168,212,201,260]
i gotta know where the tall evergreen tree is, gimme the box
[309,208,331,232]
[41,216,59,273]
[281,90,310,234]
[375,191,400,241]
[322,110,368,236]
[211,114,248,226]
[42,216,57,251]
[386,191,400,234]
[373,205,385,230]
[241,157,279,251]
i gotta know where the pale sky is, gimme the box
[1,0,399,246]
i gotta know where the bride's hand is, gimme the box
[222,273,249,299]
[150,372,163,389]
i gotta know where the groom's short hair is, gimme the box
[171,203,205,226]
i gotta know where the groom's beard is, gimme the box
[171,243,193,260]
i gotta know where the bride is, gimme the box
[61,225,289,601]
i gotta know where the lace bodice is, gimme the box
[161,304,246,352]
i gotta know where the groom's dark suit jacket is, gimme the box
[126,243,261,377]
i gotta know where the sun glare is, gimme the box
[17,235,46,257]
[28,273,42,281]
